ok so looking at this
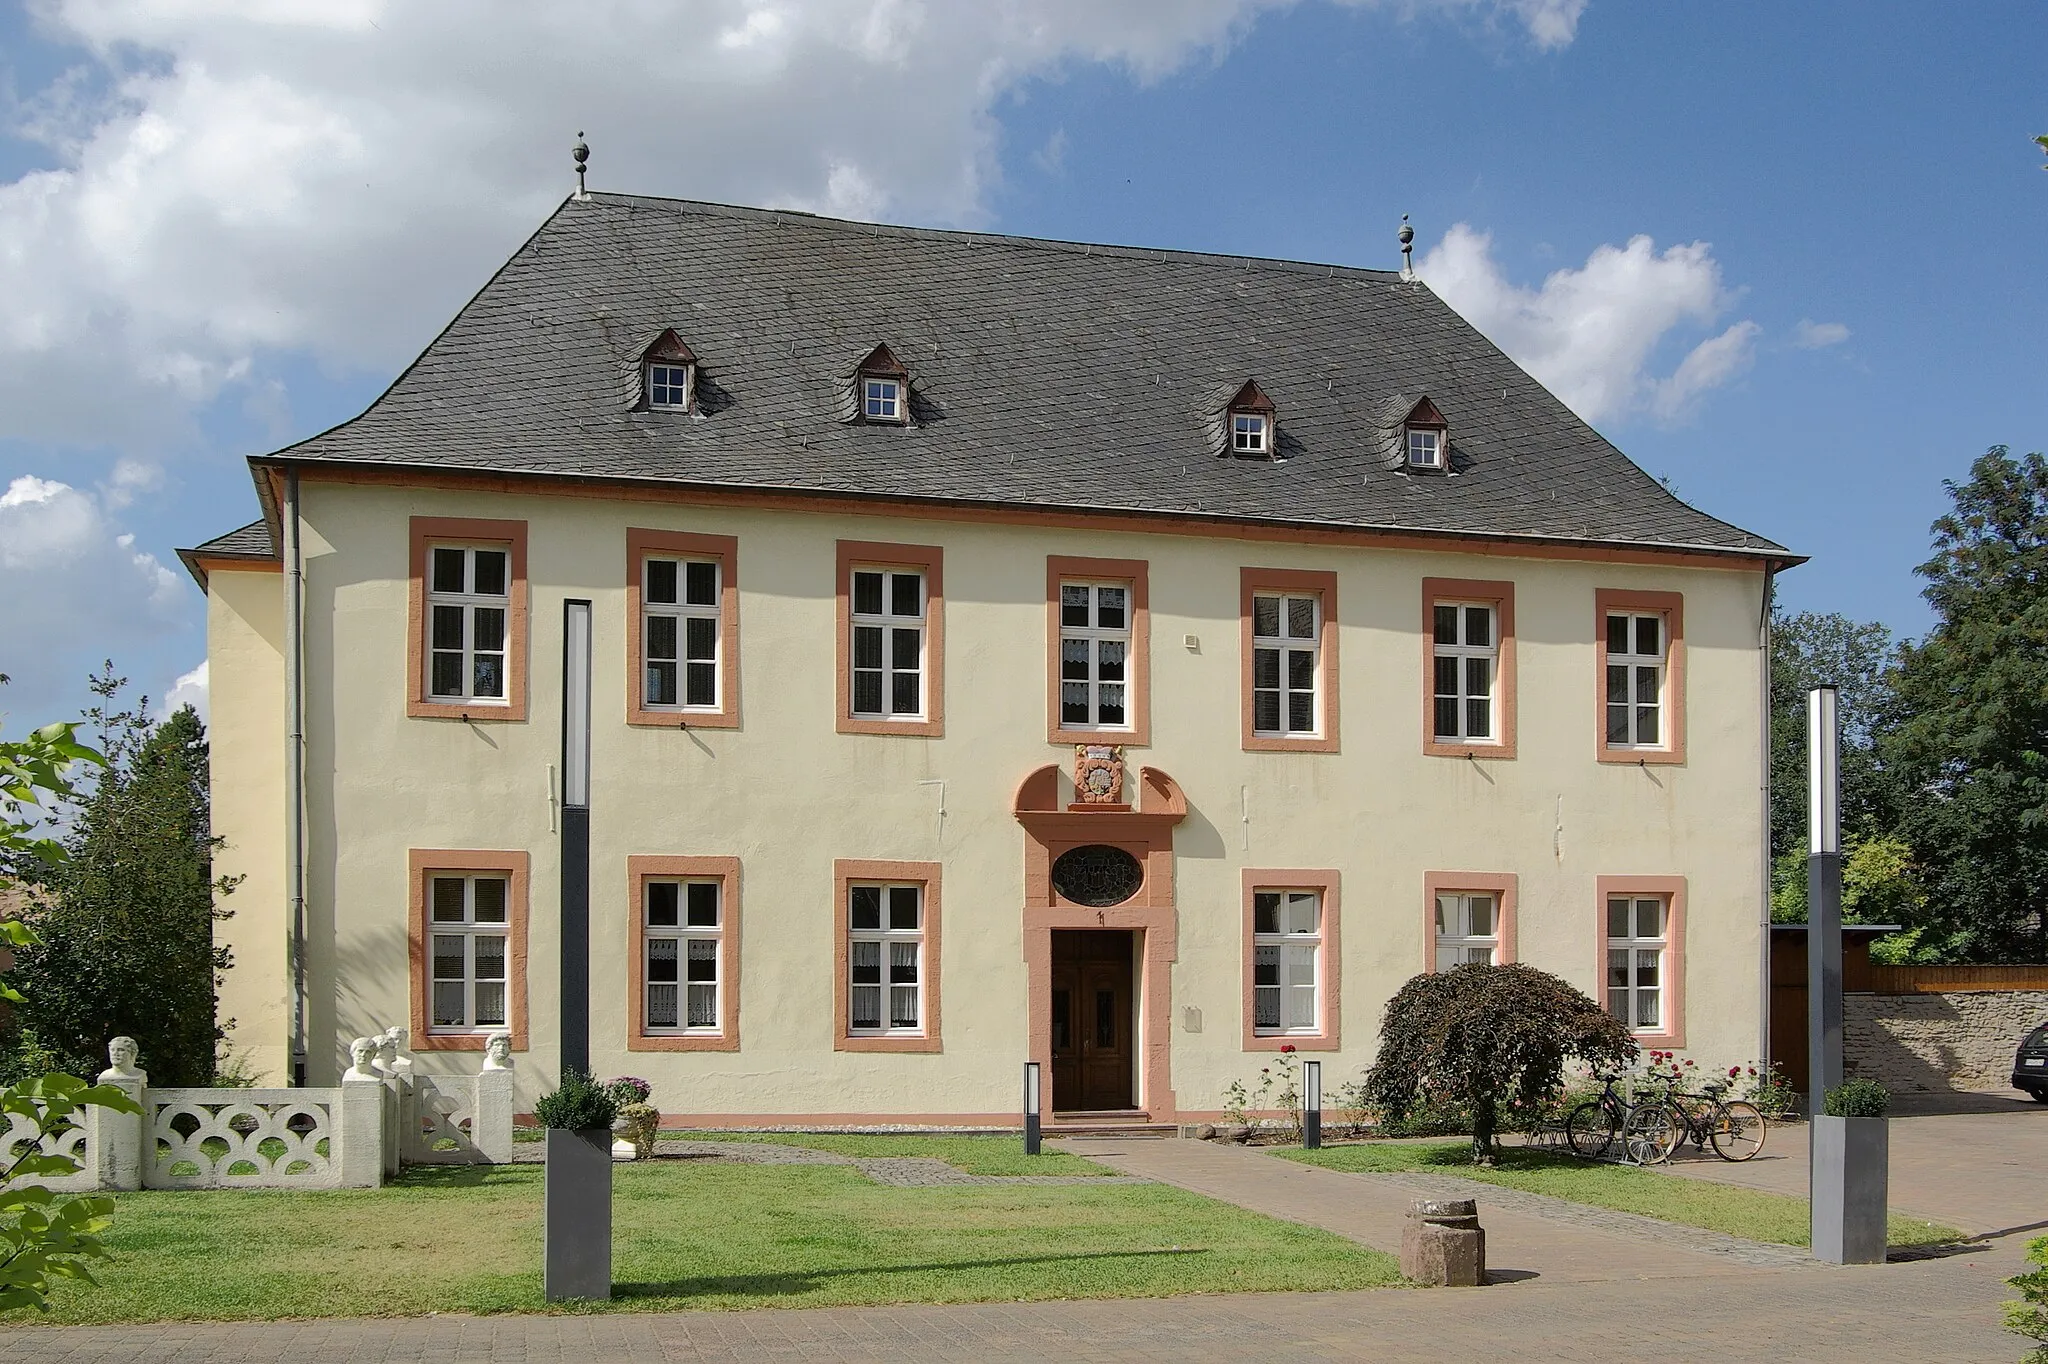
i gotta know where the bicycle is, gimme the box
[1642,1078,1767,1163]
[1564,1072,1680,1165]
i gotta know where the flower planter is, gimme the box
[1810,1114,1887,1264]
[544,1127,613,1300]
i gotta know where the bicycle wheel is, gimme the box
[1565,1100,1619,1158]
[1622,1103,1680,1165]
[1708,1101,1767,1162]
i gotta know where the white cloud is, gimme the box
[0,474,189,724]
[1417,223,1759,425]
[1793,318,1851,349]
[0,0,1580,451]
[158,658,209,724]
[98,457,167,509]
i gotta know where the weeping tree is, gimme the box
[1364,964,1637,1163]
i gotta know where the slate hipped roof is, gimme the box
[195,193,1793,568]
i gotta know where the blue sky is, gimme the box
[0,0,2041,729]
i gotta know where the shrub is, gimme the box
[533,1069,619,1130]
[2005,1234,2048,1363]
[1365,963,1637,1163]
[1823,1078,1890,1118]
[616,1102,661,1159]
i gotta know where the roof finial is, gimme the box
[1399,214,1415,281]
[572,132,590,199]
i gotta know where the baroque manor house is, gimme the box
[180,193,1797,1124]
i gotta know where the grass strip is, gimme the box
[26,1160,1397,1324]
[1277,1141,1961,1248]
[662,1130,1110,1177]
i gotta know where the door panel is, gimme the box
[1050,931,1135,1111]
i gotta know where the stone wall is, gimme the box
[1844,990,2048,1092]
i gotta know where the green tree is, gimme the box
[5,670,236,1084]
[1882,447,2048,962]
[1363,964,1637,1163]
[1767,609,1896,861]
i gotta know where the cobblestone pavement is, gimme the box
[0,1255,2022,1363]
[513,1137,1143,1188]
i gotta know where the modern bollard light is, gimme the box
[1302,1060,1322,1149]
[1023,1061,1042,1156]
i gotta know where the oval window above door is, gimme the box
[1050,845,1144,907]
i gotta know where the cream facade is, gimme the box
[203,474,1772,1120]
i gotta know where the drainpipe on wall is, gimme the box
[1757,565,1777,1068]
[283,468,309,1088]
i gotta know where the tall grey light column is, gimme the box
[546,599,609,1301]
[1808,684,1886,1263]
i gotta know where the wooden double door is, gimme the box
[1050,930,1137,1113]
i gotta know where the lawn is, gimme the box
[1277,1141,1961,1249]
[664,1129,1111,1177]
[25,1157,1399,1324]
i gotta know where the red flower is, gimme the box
[1280,1044,1297,1054]
[1729,1066,1741,1077]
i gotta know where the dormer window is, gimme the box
[1407,427,1443,469]
[1223,379,1278,459]
[1232,412,1270,454]
[639,330,698,413]
[863,377,903,422]
[1397,396,1450,471]
[852,343,912,426]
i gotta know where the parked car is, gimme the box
[2014,1023,2048,1102]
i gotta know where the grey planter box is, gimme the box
[1811,1114,1888,1264]
[544,1127,613,1300]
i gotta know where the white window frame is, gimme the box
[847,882,925,1037]
[1252,889,1322,1036]
[1251,591,1321,737]
[427,874,511,1035]
[646,361,693,411]
[1432,601,1498,744]
[1058,580,1133,731]
[1407,426,1444,469]
[862,376,903,422]
[641,556,722,713]
[642,878,723,1036]
[1605,611,1668,750]
[1433,893,1499,972]
[1605,896,1668,1033]
[1230,411,1270,454]
[426,543,511,706]
[850,567,926,721]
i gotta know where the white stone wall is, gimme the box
[1844,990,2048,1091]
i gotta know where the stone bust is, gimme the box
[342,1035,380,1082]
[481,1031,514,1071]
[98,1035,145,1085]
[374,1026,413,1079]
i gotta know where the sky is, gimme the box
[0,0,2042,732]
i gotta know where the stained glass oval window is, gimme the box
[1051,845,1144,907]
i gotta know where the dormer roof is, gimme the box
[1226,379,1276,415]
[643,330,697,366]
[852,342,909,379]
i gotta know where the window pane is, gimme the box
[850,940,881,984]
[853,625,882,670]
[684,616,717,663]
[851,985,881,1030]
[889,940,919,983]
[686,882,719,927]
[474,935,506,983]
[1061,638,1089,680]
[1099,685,1125,725]
[431,652,463,699]
[1097,586,1125,630]
[890,573,922,618]
[431,604,464,650]
[1607,614,1630,654]
[853,572,883,616]
[646,559,679,605]
[853,671,882,714]
[684,561,718,607]
[686,939,718,983]
[646,660,677,707]
[1061,682,1089,723]
[1465,655,1491,698]
[1255,986,1279,1030]
[1607,703,1631,745]
[471,608,505,652]
[1287,692,1313,733]
[1253,596,1279,638]
[1253,647,1280,690]
[1636,616,1661,657]
[1434,696,1459,739]
[431,878,466,923]
[1285,894,1319,935]
[433,982,465,1028]
[685,660,715,708]
[432,935,464,981]
[647,938,679,983]
[687,982,717,1029]
[1606,664,1629,705]
[890,984,919,1030]
[890,627,921,671]
[1636,705,1660,745]
[1607,899,1631,938]
[1464,606,1491,648]
[472,878,507,924]
[1607,948,1629,988]
[646,613,678,662]
[1433,604,1458,645]
[472,551,507,598]
[1469,896,1494,936]
[1434,897,1451,937]
[1286,597,1316,640]
[1254,944,1279,987]
[890,670,920,715]
[850,886,881,931]
[1253,691,1281,733]
[1634,665,1659,705]
[1636,899,1663,938]
[646,882,679,927]
[1635,949,1660,988]
[1061,584,1089,627]
[647,982,678,1030]
[1636,988,1660,1029]
[1098,639,1125,681]
[431,547,466,595]
[472,653,503,699]
[888,886,920,931]
[1254,892,1279,936]
[1287,649,1314,690]
[1466,697,1490,739]
[1434,654,1459,696]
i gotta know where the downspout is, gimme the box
[283,468,309,1087]
[1757,563,1777,1067]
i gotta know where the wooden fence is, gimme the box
[1868,964,2048,994]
